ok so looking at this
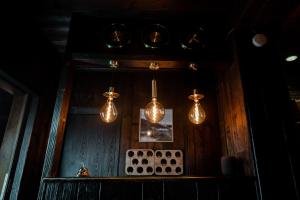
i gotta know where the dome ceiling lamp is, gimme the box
[252,33,268,47]
[104,23,131,49]
[143,24,169,49]
[181,27,206,50]
[285,55,298,62]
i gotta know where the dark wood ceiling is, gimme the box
[33,0,297,53]
[5,0,300,62]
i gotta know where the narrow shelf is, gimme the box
[44,176,256,182]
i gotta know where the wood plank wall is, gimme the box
[216,62,254,176]
[39,177,258,200]
[0,94,28,191]
[59,70,222,177]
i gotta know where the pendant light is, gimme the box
[188,89,206,125]
[99,60,119,123]
[144,62,165,123]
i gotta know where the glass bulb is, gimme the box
[188,89,206,125]
[144,98,165,123]
[188,100,206,125]
[100,87,119,123]
[100,98,118,123]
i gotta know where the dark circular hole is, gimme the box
[171,159,176,165]
[127,167,133,173]
[128,151,134,157]
[166,151,172,157]
[147,151,153,157]
[161,159,167,165]
[175,152,181,157]
[132,159,138,165]
[165,167,172,173]
[147,167,153,173]
[176,167,182,174]
[156,167,162,173]
[137,167,143,173]
[156,151,162,157]
[137,151,144,157]
[142,159,148,165]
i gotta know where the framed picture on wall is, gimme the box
[139,108,173,142]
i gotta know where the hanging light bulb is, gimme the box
[144,79,165,123]
[188,89,206,125]
[100,87,119,123]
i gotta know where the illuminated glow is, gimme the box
[144,98,165,123]
[285,55,298,62]
[188,89,206,125]
[252,34,268,47]
[100,87,119,123]
[188,100,206,125]
[147,130,152,136]
[144,79,165,123]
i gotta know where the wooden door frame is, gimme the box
[0,70,39,200]
[38,64,73,177]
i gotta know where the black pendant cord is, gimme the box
[110,68,115,87]
[152,71,155,81]
[153,68,158,81]
[191,68,198,91]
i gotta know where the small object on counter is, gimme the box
[221,156,237,176]
[76,162,89,177]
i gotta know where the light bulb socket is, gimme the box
[149,62,159,70]
[103,86,119,99]
[109,87,115,92]
[109,60,119,68]
[188,89,204,101]
[152,79,157,98]
[189,63,198,71]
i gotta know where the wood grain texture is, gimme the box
[38,177,257,200]
[164,181,197,200]
[77,182,100,200]
[39,67,67,178]
[0,94,27,194]
[60,182,78,200]
[196,181,219,200]
[58,70,222,177]
[143,181,164,200]
[43,182,60,200]
[59,114,120,177]
[10,96,39,200]
[38,66,73,198]
[100,182,141,200]
[216,62,253,176]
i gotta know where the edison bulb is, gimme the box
[188,89,206,125]
[188,101,206,124]
[144,98,165,123]
[100,87,119,123]
[100,98,118,123]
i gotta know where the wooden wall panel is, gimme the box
[59,70,221,177]
[39,178,258,200]
[0,94,27,192]
[216,62,253,176]
[59,115,120,177]
[101,182,141,200]
[164,181,197,200]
